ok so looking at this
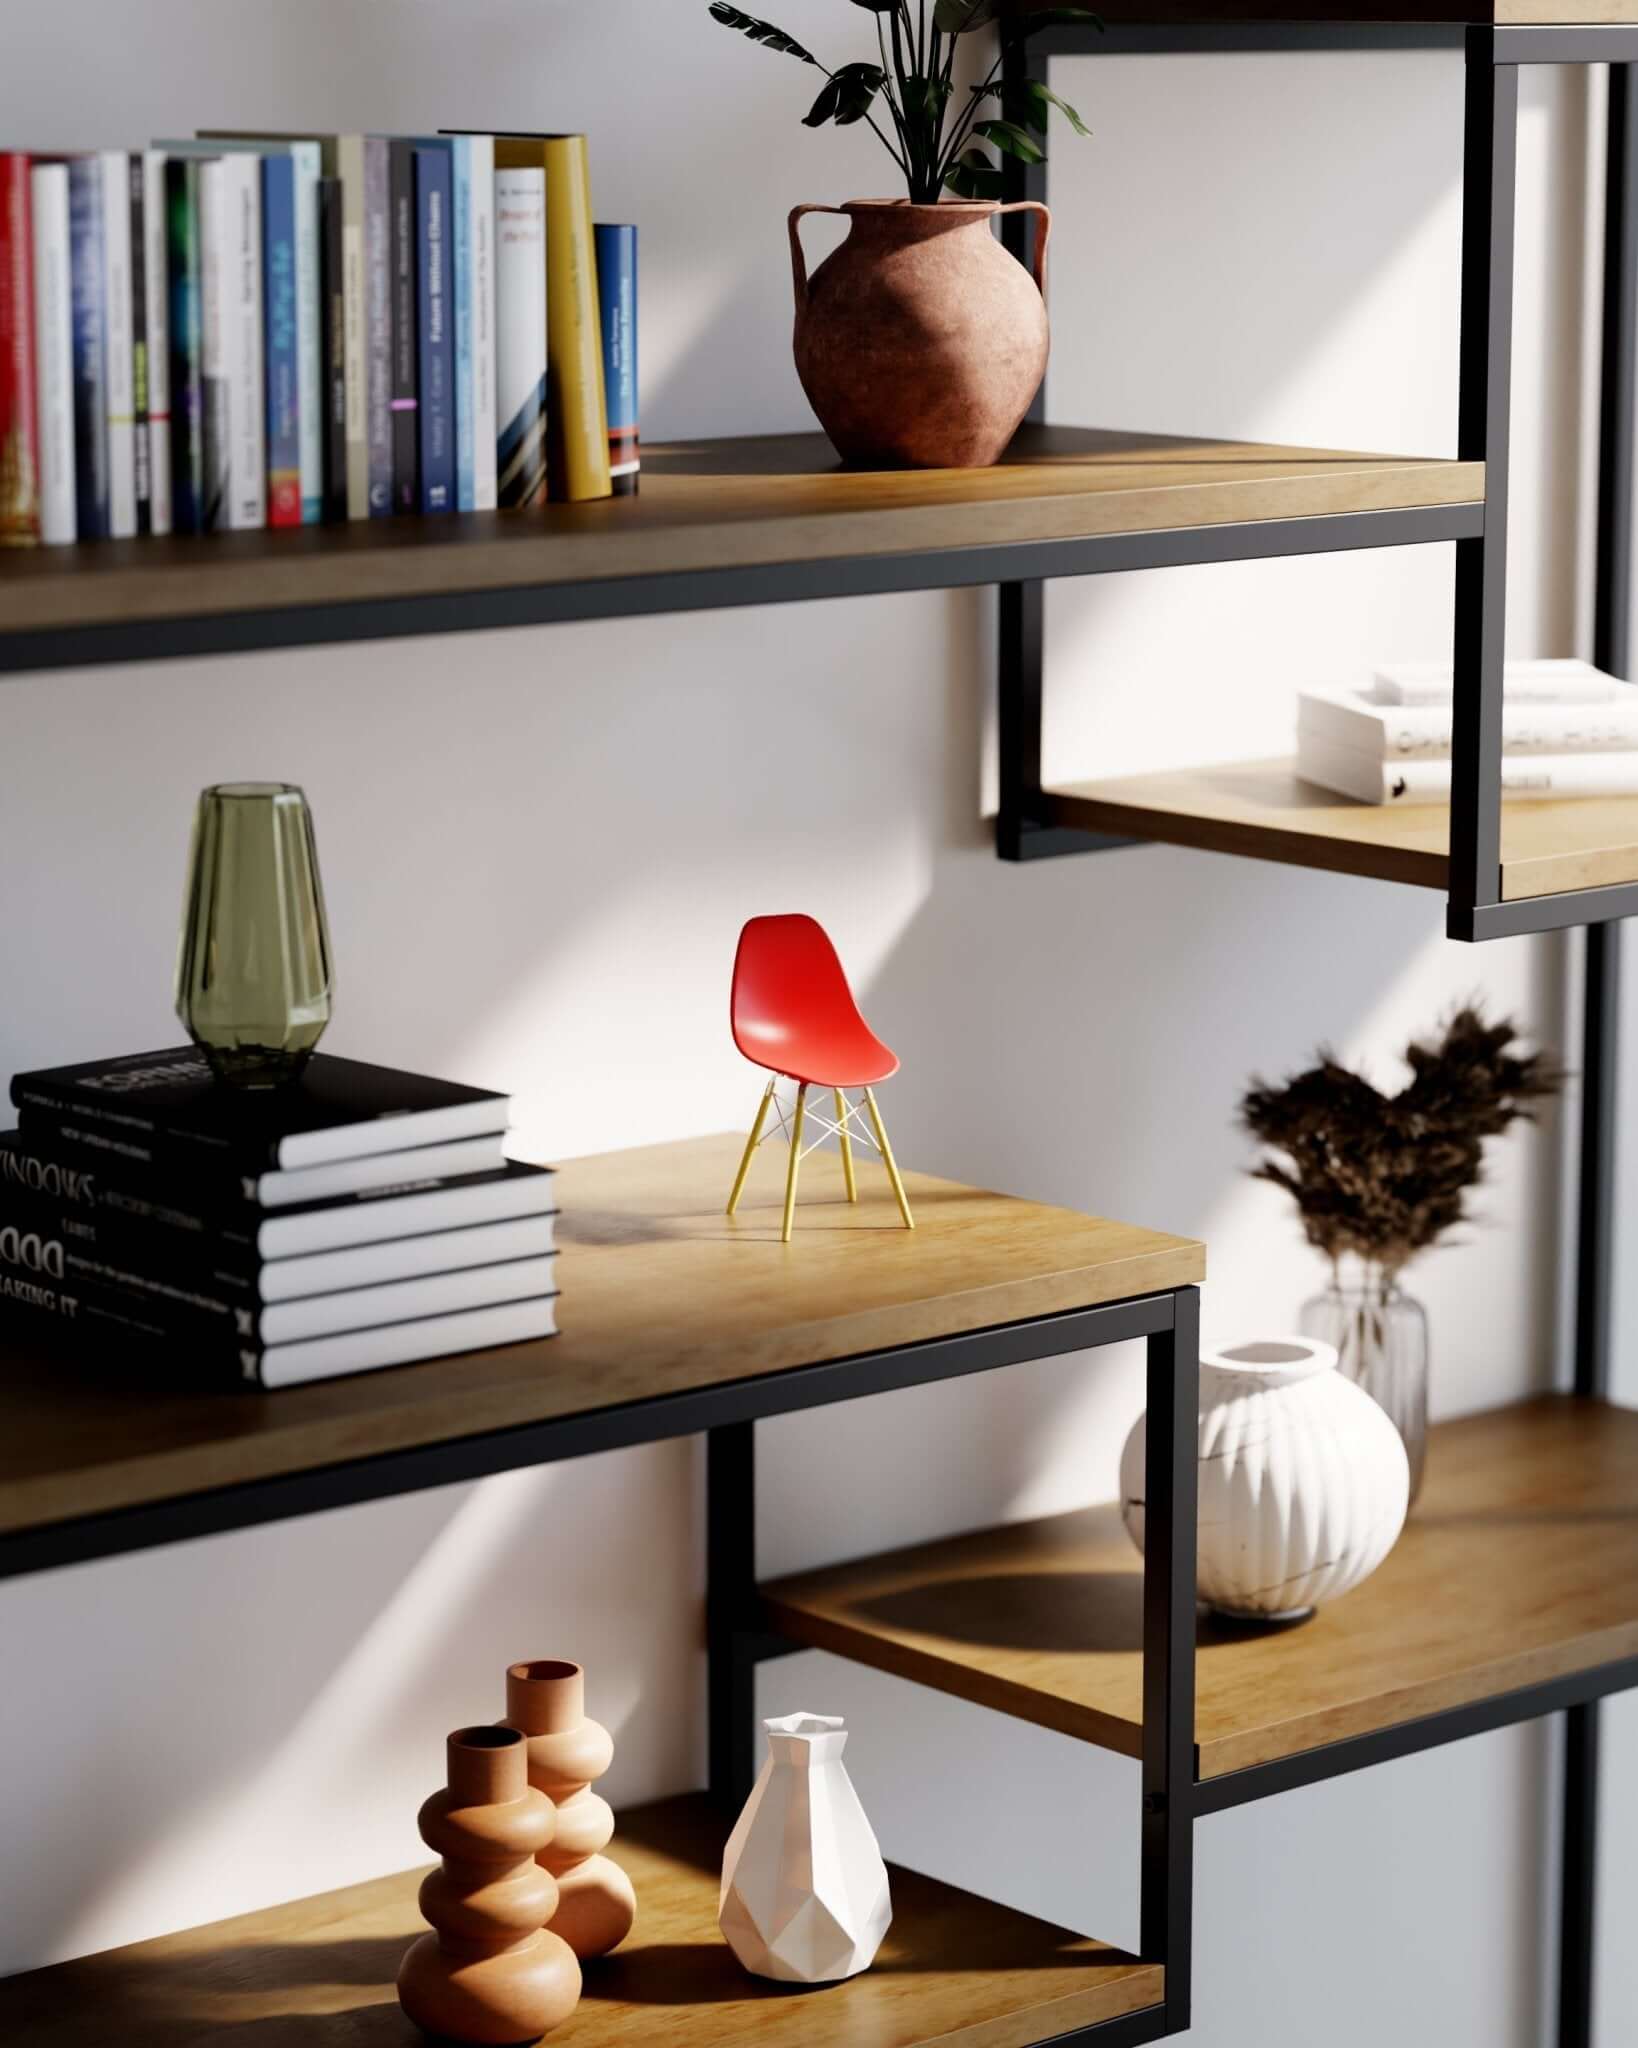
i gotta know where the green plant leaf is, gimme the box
[944,146,1005,199]
[707,2,818,63]
[804,61,887,127]
[974,117,1046,164]
[933,0,999,32]
[902,71,954,122]
[1004,76,1091,135]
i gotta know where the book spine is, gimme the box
[261,154,302,528]
[1301,695,1638,762]
[415,144,454,514]
[0,1130,258,1243]
[452,135,474,512]
[164,156,206,534]
[142,153,172,535]
[389,138,419,513]
[224,154,264,529]
[127,155,151,535]
[288,144,323,524]
[0,1269,258,1381]
[318,174,347,520]
[0,152,39,544]
[1376,666,1620,707]
[197,156,229,528]
[29,164,73,545]
[338,134,368,519]
[494,167,546,508]
[11,1078,281,1168]
[98,151,135,536]
[542,136,611,503]
[0,1180,256,1302]
[468,135,496,511]
[595,222,638,497]
[66,157,109,540]
[364,135,392,515]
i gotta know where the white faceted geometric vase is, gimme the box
[1121,1335,1410,1622]
[718,1712,893,1984]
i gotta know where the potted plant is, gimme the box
[1240,1007,1560,1505]
[708,1,1097,468]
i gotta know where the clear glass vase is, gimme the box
[1300,1268,1429,1506]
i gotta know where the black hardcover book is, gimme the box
[166,155,207,535]
[0,1130,556,1260]
[13,1046,509,1172]
[128,153,152,535]
[319,173,347,521]
[389,137,420,513]
[0,1269,559,1390]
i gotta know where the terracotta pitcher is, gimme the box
[789,198,1050,470]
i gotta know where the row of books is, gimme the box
[1297,659,1638,806]
[0,1047,558,1390]
[0,131,639,546]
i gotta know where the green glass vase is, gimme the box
[175,783,334,1088]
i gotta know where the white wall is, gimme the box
[0,5,1599,2040]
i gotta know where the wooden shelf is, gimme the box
[1021,0,1638,26]
[1049,760,1638,902]
[0,1793,1159,2048]
[763,1397,1638,1780]
[0,1133,1203,1545]
[0,427,1478,672]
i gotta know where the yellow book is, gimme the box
[489,135,611,503]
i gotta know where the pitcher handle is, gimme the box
[995,200,1051,298]
[789,204,849,315]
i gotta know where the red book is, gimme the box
[0,153,39,546]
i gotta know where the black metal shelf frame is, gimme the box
[1000,20,1632,2048]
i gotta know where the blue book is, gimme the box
[260,153,301,528]
[414,144,454,515]
[595,224,639,497]
[451,135,474,512]
[67,158,110,540]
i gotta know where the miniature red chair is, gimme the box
[725,914,915,1243]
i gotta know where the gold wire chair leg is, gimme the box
[726,1077,777,1217]
[781,1084,809,1244]
[835,1088,858,1203]
[863,1086,914,1230]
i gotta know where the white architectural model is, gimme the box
[718,1712,893,1984]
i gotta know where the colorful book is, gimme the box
[0,1130,555,1260]
[479,134,611,502]
[464,133,496,511]
[66,156,109,541]
[196,156,229,528]
[335,133,368,518]
[260,151,301,527]
[318,173,346,520]
[164,155,206,534]
[596,223,638,497]
[126,155,151,534]
[141,152,172,535]
[364,135,391,514]
[285,143,323,523]
[0,153,38,544]
[29,162,74,546]
[98,151,136,537]
[388,137,419,512]
[493,165,546,508]
[414,142,454,514]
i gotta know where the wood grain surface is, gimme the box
[763,1398,1638,1777]
[0,1133,1203,1537]
[1018,0,1638,24]
[0,427,1480,635]
[1049,762,1638,902]
[0,1795,1160,2048]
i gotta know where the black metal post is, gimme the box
[1448,34,1518,937]
[707,1421,760,1811]
[1141,1287,1200,2031]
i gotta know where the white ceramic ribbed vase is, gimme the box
[1120,1336,1410,1621]
[718,1713,892,1985]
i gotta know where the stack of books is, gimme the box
[0,1048,558,1389]
[1296,658,1638,806]
[0,129,638,547]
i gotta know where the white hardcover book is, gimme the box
[1299,683,1638,763]
[1375,657,1620,707]
[29,164,76,545]
[98,150,136,536]
[141,151,172,534]
[260,1212,558,1303]
[260,1251,555,1344]
[256,1161,557,1260]
[1298,732,1638,806]
[469,134,497,510]
[219,153,264,528]
[258,1292,558,1390]
[494,166,547,507]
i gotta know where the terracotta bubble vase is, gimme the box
[397,1726,581,2045]
[503,1659,637,1959]
[789,198,1050,470]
